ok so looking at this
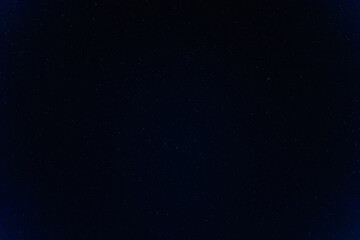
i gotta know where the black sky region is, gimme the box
[1,0,360,239]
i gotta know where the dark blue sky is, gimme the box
[2,0,360,239]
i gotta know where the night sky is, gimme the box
[1,0,360,239]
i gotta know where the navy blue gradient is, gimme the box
[2,1,360,239]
